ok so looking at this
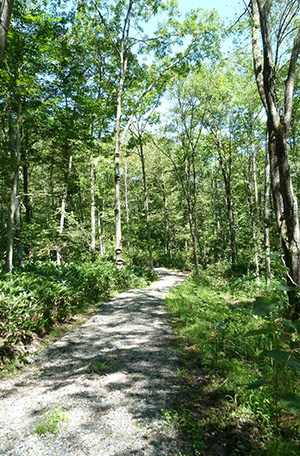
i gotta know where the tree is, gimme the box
[251,0,300,316]
[0,0,15,61]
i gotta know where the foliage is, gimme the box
[165,267,300,455]
[34,405,68,436]
[0,258,156,355]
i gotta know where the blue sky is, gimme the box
[178,0,244,23]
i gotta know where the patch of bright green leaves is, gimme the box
[0,259,156,354]
[34,405,67,435]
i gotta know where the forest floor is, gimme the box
[0,268,187,456]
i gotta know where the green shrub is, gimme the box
[0,258,155,352]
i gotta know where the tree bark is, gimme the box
[22,147,31,224]
[216,136,237,265]
[184,156,200,276]
[56,152,73,266]
[5,106,21,272]
[124,158,130,225]
[139,136,153,269]
[97,208,105,255]
[251,0,300,316]
[90,152,96,256]
[0,0,14,62]
[264,136,271,285]
[160,165,170,254]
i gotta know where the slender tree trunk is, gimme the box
[214,171,226,252]
[5,108,21,272]
[97,209,105,255]
[185,156,200,276]
[15,195,24,269]
[15,100,24,269]
[90,152,96,256]
[192,154,202,263]
[161,167,170,254]
[264,137,271,285]
[22,148,31,224]
[139,137,153,269]
[56,152,73,266]
[248,146,260,283]
[216,138,237,265]
[1,197,5,236]
[124,159,130,225]
[0,0,15,62]
[114,56,125,268]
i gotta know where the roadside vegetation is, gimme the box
[0,258,156,365]
[166,264,300,456]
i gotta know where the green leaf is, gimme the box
[276,284,295,292]
[279,393,300,414]
[263,350,291,363]
[245,327,271,336]
[245,379,268,390]
[253,297,278,317]
[272,262,290,272]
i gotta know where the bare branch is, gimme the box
[122,0,133,42]
[121,44,197,141]
[251,0,267,110]
[256,0,280,128]
[284,26,300,129]
[91,0,120,55]
[226,1,251,34]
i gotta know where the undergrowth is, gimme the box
[166,265,300,456]
[0,257,156,364]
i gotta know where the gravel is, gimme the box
[0,268,187,456]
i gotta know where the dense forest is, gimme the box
[1,0,300,454]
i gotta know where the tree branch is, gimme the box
[284,26,300,129]
[91,0,120,55]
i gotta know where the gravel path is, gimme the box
[0,268,187,456]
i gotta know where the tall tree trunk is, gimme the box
[248,145,260,283]
[97,208,105,256]
[15,195,24,269]
[185,156,200,276]
[114,52,125,268]
[22,148,31,224]
[1,197,5,237]
[216,137,237,265]
[5,107,21,272]
[251,0,300,317]
[124,158,130,225]
[160,166,170,254]
[139,137,153,269]
[56,152,73,266]
[90,152,96,256]
[264,137,271,285]
[214,170,226,253]
[0,0,15,62]
[274,124,300,315]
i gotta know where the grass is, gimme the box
[34,405,68,435]
[165,266,300,456]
